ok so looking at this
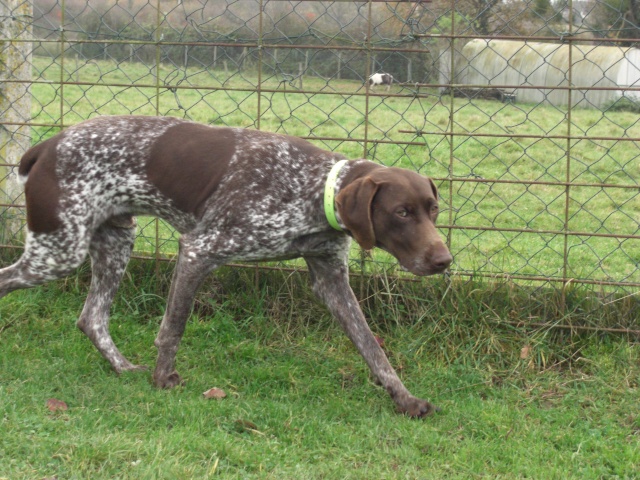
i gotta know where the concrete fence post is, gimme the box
[0,0,32,245]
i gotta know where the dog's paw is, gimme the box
[397,396,440,418]
[153,370,184,389]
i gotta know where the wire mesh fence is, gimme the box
[1,0,639,308]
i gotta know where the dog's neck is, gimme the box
[326,159,385,231]
[324,160,349,231]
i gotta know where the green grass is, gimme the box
[23,55,640,287]
[0,263,638,478]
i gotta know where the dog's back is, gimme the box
[19,116,342,235]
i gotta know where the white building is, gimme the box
[440,39,640,108]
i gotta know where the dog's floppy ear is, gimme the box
[335,177,379,250]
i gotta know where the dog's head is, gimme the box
[336,167,452,276]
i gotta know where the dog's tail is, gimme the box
[18,140,50,185]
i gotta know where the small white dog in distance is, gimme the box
[368,73,393,91]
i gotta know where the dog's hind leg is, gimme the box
[76,215,144,374]
[0,225,91,299]
[0,253,49,300]
[0,262,31,300]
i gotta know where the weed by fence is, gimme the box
[1,0,638,325]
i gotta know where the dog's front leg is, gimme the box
[305,256,438,418]
[152,238,218,388]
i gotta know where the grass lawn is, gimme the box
[0,264,639,478]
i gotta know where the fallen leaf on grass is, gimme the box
[520,345,531,359]
[374,336,385,348]
[202,387,227,399]
[46,399,68,412]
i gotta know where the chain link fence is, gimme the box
[1,0,639,309]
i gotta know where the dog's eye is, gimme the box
[396,208,409,218]
[431,205,439,215]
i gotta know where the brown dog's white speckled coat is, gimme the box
[0,115,452,417]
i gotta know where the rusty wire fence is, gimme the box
[1,0,639,315]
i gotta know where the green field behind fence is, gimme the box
[23,56,639,289]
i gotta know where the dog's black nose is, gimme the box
[432,250,453,272]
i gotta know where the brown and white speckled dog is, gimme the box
[0,115,452,417]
